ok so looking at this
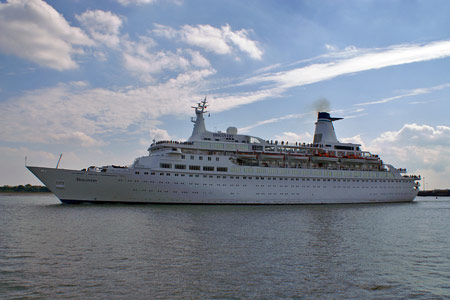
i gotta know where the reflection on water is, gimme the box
[1,195,449,299]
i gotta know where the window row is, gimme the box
[180,155,220,162]
[135,170,410,184]
[160,163,228,172]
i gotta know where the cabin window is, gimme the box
[181,155,185,159]
[189,165,200,170]
[190,155,194,160]
[216,157,220,161]
[217,167,228,172]
[56,181,64,188]
[203,166,214,171]
[208,157,212,161]
[335,145,354,150]
[199,156,203,160]
[175,164,186,170]
[160,163,171,169]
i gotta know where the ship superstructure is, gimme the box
[28,99,420,204]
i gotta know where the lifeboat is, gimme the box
[340,155,365,164]
[311,153,339,163]
[260,152,284,160]
[364,156,381,164]
[235,151,257,159]
[287,154,309,161]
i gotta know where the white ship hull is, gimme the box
[27,102,420,205]
[27,166,418,204]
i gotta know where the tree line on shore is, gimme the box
[0,184,50,193]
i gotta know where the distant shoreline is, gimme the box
[418,189,450,197]
[0,192,53,196]
[0,185,50,193]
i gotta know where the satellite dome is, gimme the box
[226,126,238,135]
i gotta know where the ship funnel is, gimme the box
[313,112,343,144]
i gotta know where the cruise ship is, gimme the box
[27,99,420,204]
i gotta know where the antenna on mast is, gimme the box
[56,153,63,169]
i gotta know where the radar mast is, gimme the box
[189,97,209,141]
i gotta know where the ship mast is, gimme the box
[188,97,209,141]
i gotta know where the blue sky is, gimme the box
[1,0,450,189]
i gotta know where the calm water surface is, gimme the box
[1,194,450,299]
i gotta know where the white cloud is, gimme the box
[94,51,108,61]
[0,0,94,70]
[72,9,213,82]
[243,40,450,89]
[221,25,263,60]
[148,128,173,141]
[372,123,450,148]
[274,132,312,143]
[122,50,192,82]
[363,124,450,189]
[76,10,123,48]
[185,49,211,68]
[356,83,450,106]
[239,110,309,133]
[120,36,212,82]
[325,44,337,51]
[153,23,263,60]
[117,0,182,5]
[50,131,106,147]
[0,68,215,148]
[69,81,89,88]
[117,0,157,5]
[340,134,366,148]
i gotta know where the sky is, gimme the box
[1,0,450,189]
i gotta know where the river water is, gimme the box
[1,194,449,299]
